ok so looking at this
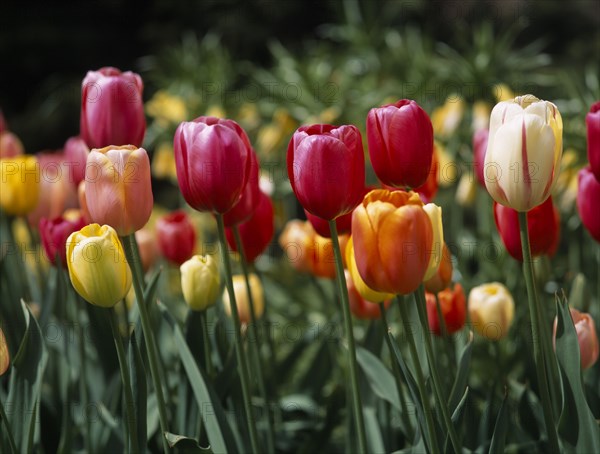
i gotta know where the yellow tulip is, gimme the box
[431,95,465,138]
[468,282,515,341]
[66,224,132,308]
[180,254,221,312]
[423,203,444,281]
[222,274,264,325]
[0,156,40,216]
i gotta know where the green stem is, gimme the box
[0,397,18,454]
[199,310,215,378]
[108,307,139,454]
[396,296,439,453]
[121,234,170,454]
[78,308,93,454]
[215,215,260,453]
[328,220,367,453]
[414,286,461,453]
[379,302,414,442]
[232,227,275,454]
[518,212,560,453]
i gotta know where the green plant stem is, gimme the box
[121,234,170,454]
[0,397,18,454]
[518,212,560,454]
[414,286,461,453]
[78,310,92,454]
[396,296,440,453]
[215,215,260,454]
[379,302,414,442]
[199,310,215,378]
[108,307,139,454]
[232,227,275,454]
[328,220,367,453]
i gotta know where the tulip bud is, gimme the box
[484,95,563,212]
[135,228,159,273]
[174,116,252,214]
[346,270,390,319]
[85,145,153,236]
[426,283,467,336]
[66,224,132,308]
[0,131,24,159]
[157,210,196,265]
[468,282,515,341]
[0,156,40,216]
[80,67,146,148]
[0,328,9,376]
[287,124,365,220]
[352,190,433,295]
[553,308,599,370]
[494,196,560,261]
[64,136,90,187]
[222,151,261,227]
[586,101,600,181]
[577,166,600,242]
[222,274,264,325]
[367,99,434,189]
[226,190,274,262]
[345,237,394,303]
[180,254,220,312]
[424,243,453,294]
[39,214,87,267]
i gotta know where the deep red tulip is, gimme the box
[472,128,489,187]
[287,124,365,220]
[587,101,600,181]
[426,283,467,336]
[80,67,146,148]
[64,136,90,187]
[493,196,560,261]
[156,210,196,265]
[578,167,600,242]
[39,214,87,267]
[174,116,252,214]
[226,190,274,262]
[223,150,261,226]
[367,99,434,189]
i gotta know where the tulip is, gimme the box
[345,270,391,319]
[413,148,439,203]
[77,181,91,222]
[85,145,153,236]
[456,173,477,207]
[351,190,434,295]
[39,214,87,267]
[223,150,261,227]
[553,308,599,369]
[305,209,352,238]
[226,190,274,262]
[64,136,90,187]
[577,166,600,242]
[431,96,465,138]
[587,101,600,181]
[156,210,196,265]
[345,237,394,303]
[135,228,159,273]
[80,67,146,148]
[66,224,132,308]
[472,101,491,132]
[0,328,8,376]
[484,95,563,212]
[426,283,467,336]
[180,254,220,312]
[468,282,515,341]
[473,129,489,187]
[367,99,434,189]
[493,196,560,261]
[0,156,40,216]
[174,116,252,214]
[222,274,264,325]
[0,131,24,159]
[287,124,365,220]
[423,203,444,281]
[424,243,453,294]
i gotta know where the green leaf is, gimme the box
[488,390,509,454]
[355,345,401,411]
[363,406,386,454]
[129,333,147,451]
[444,387,468,452]
[159,303,237,454]
[165,432,213,453]
[448,332,473,412]
[555,295,600,452]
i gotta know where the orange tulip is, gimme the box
[424,243,453,294]
[85,145,153,236]
[351,189,433,295]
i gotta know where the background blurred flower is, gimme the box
[0,328,9,376]
[431,95,464,138]
[157,210,196,265]
[135,228,159,273]
[426,283,467,336]
[553,307,599,370]
[222,273,264,325]
[39,213,87,267]
[146,90,188,127]
[577,166,600,242]
[63,136,89,187]
[180,254,220,312]
[0,155,40,216]
[586,101,600,181]
[468,282,515,341]
[0,131,24,159]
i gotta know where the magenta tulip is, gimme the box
[39,214,87,267]
[587,101,600,181]
[577,166,600,242]
[64,136,90,187]
[156,210,196,265]
[223,150,261,226]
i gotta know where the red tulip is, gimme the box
[346,270,391,320]
[472,128,489,187]
[577,166,600,242]
[367,99,433,189]
[587,101,600,181]
[174,116,252,214]
[80,67,146,148]
[287,124,365,220]
[64,136,90,187]
[426,283,466,336]
[493,196,560,261]
[304,209,352,238]
[39,214,87,267]
[226,190,274,262]
[156,210,196,265]
[222,150,261,226]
